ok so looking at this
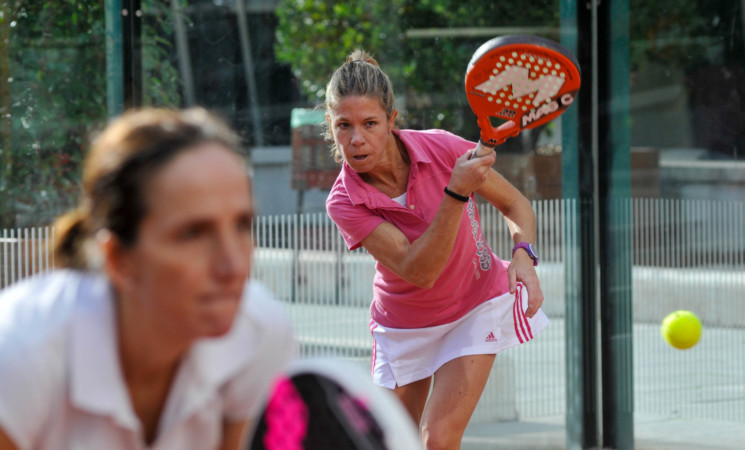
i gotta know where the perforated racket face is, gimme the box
[465,35,581,147]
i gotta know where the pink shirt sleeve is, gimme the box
[326,187,386,250]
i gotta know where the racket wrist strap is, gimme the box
[478,139,495,149]
[469,140,495,160]
[444,186,469,202]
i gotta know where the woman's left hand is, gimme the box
[508,251,543,318]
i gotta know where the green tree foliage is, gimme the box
[275,0,559,138]
[629,0,744,73]
[276,0,745,158]
[274,1,406,104]
[142,1,183,108]
[0,1,106,228]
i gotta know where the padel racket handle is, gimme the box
[470,140,495,160]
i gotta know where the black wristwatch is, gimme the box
[512,242,538,266]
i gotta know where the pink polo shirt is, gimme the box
[326,129,509,328]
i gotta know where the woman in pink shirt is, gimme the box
[325,50,549,449]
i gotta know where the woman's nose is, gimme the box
[214,233,250,280]
[350,127,364,144]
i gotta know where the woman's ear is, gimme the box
[97,230,136,293]
[389,109,398,127]
[325,113,334,139]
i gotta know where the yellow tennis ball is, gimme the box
[661,310,702,350]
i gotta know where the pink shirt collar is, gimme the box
[337,129,432,208]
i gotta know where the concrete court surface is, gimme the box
[288,303,745,449]
[462,413,745,449]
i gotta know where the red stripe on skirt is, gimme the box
[513,284,534,342]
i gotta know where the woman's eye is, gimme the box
[180,224,206,240]
[237,216,253,233]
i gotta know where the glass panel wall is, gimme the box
[628,0,745,432]
[0,2,107,227]
[629,0,745,199]
[143,0,302,146]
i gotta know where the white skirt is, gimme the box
[369,283,549,389]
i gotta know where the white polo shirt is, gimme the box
[0,270,296,449]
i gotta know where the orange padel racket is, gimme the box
[465,35,581,158]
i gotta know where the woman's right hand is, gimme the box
[447,146,497,198]
[361,145,495,288]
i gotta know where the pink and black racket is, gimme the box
[465,35,581,158]
[249,359,422,450]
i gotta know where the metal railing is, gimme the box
[1,198,743,424]
[1,227,55,288]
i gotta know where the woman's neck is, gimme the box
[116,297,187,380]
[361,133,410,197]
[116,296,188,444]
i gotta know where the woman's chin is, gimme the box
[198,301,240,338]
[206,324,234,338]
[201,316,237,338]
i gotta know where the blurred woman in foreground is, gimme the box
[0,108,296,449]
